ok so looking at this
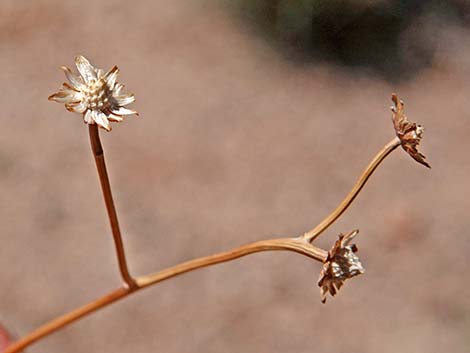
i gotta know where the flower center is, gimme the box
[83,79,110,110]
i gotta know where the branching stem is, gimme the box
[4,135,402,353]
[3,237,326,353]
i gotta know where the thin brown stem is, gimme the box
[303,137,401,243]
[89,125,136,289]
[3,237,327,353]
[3,288,130,353]
[136,237,327,288]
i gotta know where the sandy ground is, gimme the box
[0,1,469,352]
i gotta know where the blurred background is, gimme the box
[0,1,469,352]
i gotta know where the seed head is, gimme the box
[318,230,364,303]
[49,55,138,131]
[391,94,430,168]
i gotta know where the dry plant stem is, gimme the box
[6,133,402,353]
[3,288,129,353]
[89,125,136,289]
[3,237,327,353]
[136,237,327,288]
[303,137,401,243]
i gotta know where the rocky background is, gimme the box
[0,1,469,352]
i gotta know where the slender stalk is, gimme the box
[136,237,327,288]
[3,237,327,353]
[89,125,136,289]
[303,137,401,243]
[3,288,130,353]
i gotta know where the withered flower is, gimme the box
[49,55,138,131]
[318,230,364,303]
[391,94,430,168]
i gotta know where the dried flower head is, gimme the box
[49,55,138,131]
[391,94,430,168]
[318,230,364,303]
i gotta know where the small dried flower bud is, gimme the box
[49,55,138,131]
[391,93,430,168]
[318,230,364,303]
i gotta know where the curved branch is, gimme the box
[137,237,326,288]
[303,137,401,243]
[3,237,327,353]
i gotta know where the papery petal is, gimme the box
[48,91,68,101]
[114,83,124,96]
[104,66,119,90]
[75,55,97,83]
[107,113,123,122]
[66,101,87,113]
[94,111,111,131]
[84,110,94,124]
[112,107,138,116]
[61,66,83,90]
[61,84,82,101]
[95,68,104,79]
[114,94,135,106]
[48,89,80,104]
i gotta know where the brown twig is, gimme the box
[3,237,327,353]
[303,137,401,243]
[89,124,136,289]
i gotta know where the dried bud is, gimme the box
[318,230,364,303]
[391,94,430,168]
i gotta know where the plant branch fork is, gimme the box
[6,71,431,353]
